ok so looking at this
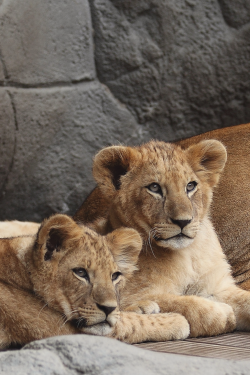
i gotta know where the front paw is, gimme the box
[124,300,160,314]
[189,300,236,337]
[157,313,190,341]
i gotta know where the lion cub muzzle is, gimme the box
[96,299,119,327]
[171,218,192,230]
[74,302,119,330]
[96,303,117,316]
[153,218,198,250]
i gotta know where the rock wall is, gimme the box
[0,0,249,220]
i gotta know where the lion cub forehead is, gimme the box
[79,229,114,265]
[137,141,191,176]
[138,142,185,164]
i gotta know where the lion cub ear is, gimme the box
[36,214,80,262]
[106,228,142,276]
[185,140,227,187]
[92,146,138,199]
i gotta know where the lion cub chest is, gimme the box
[123,219,230,301]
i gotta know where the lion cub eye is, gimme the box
[186,181,197,193]
[73,268,89,281]
[147,183,162,196]
[112,272,122,281]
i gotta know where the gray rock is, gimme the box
[0,56,5,81]
[91,0,250,141]
[0,0,250,219]
[0,90,15,194]
[0,335,249,375]
[218,0,250,29]
[0,83,145,221]
[0,0,95,85]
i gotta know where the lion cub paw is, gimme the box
[160,313,190,341]
[219,302,236,332]
[124,300,160,314]
[189,300,236,338]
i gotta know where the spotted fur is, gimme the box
[0,214,189,348]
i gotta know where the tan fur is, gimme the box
[75,138,250,337]
[0,221,40,238]
[5,124,250,289]
[75,123,250,289]
[4,124,250,288]
[0,214,189,348]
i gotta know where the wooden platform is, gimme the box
[135,331,250,360]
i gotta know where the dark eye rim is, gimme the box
[146,182,163,196]
[186,181,198,192]
[72,267,89,281]
[112,271,122,281]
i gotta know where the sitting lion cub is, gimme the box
[0,214,189,348]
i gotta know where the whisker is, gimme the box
[59,314,69,331]
[38,303,48,318]
[148,230,156,258]
[143,238,149,255]
[59,309,80,330]
[73,294,85,304]
[76,317,86,328]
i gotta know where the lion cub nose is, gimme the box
[96,304,117,316]
[171,218,192,229]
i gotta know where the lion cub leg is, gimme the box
[125,293,236,338]
[124,300,160,314]
[217,285,250,331]
[158,294,236,338]
[110,312,190,344]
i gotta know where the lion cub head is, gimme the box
[92,140,227,251]
[30,214,142,335]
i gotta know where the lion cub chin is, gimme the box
[73,138,250,337]
[0,214,189,348]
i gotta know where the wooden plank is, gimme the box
[135,332,250,360]
[135,341,250,360]
[186,331,250,348]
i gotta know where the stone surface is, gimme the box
[218,0,250,28]
[0,83,145,221]
[91,0,250,141]
[0,0,249,219]
[0,0,95,85]
[0,335,249,375]
[0,90,16,194]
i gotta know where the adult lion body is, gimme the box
[75,123,250,289]
[0,213,189,348]
[75,137,250,337]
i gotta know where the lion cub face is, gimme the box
[31,215,142,334]
[93,140,227,251]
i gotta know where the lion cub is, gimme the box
[75,139,250,337]
[0,214,189,348]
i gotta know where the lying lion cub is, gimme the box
[0,214,189,348]
[75,139,250,337]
